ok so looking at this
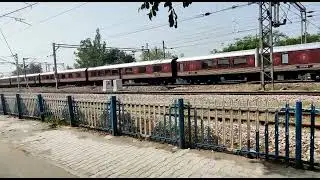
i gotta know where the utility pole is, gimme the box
[146,43,150,61]
[162,40,165,59]
[14,53,20,90]
[22,57,28,86]
[52,43,58,89]
[259,2,286,91]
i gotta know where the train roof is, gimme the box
[57,68,87,74]
[87,58,173,71]
[40,71,55,76]
[177,49,256,62]
[177,42,320,62]
[273,42,320,53]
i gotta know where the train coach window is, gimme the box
[61,74,65,79]
[282,53,288,64]
[201,61,208,69]
[153,65,162,72]
[68,74,73,78]
[138,67,146,73]
[76,73,81,78]
[112,70,118,75]
[218,58,230,65]
[125,68,133,74]
[91,71,97,77]
[233,58,247,65]
[105,70,111,75]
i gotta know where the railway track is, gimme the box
[24,90,320,96]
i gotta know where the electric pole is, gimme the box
[162,40,165,59]
[52,43,59,89]
[146,43,150,61]
[14,53,20,90]
[22,57,28,86]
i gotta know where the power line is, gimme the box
[0,2,38,19]
[286,5,320,30]
[17,2,88,33]
[105,3,253,39]
[0,28,15,60]
[169,28,258,49]
[99,2,182,32]
[170,25,304,51]
[38,2,88,24]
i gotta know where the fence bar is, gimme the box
[194,107,198,145]
[0,94,7,115]
[67,95,76,127]
[110,96,118,136]
[16,94,22,119]
[255,109,259,158]
[295,101,302,168]
[274,110,279,160]
[174,100,177,137]
[163,106,166,138]
[265,121,269,160]
[37,94,44,121]
[310,103,315,169]
[187,103,191,147]
[169,106,172,139]
[285,103,290,163]
[178,99,185,149]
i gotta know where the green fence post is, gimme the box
[37,94,44,121]
[0,94,7,115]
[110,96,118,136]
[178,98,185,149]
[67,95,76,127]
[16,94,22,119]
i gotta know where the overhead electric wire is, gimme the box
[105,3,253,39]
[170,25,304,51]
[14,2,88,34]
[168,28,258,49]
[0,28,15,62]
[286,5,320,30]
[0,2,38,19]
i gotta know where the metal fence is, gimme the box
[0,93,318,170]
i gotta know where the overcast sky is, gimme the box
[0,2,319,76]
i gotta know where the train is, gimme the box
[1,42,320,88]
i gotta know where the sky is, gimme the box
[0,2,319,76]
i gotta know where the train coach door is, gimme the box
[171,58,178,78]
[118,68,122,79]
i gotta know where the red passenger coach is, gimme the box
[176,49,258,84]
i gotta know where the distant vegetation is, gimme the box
[140,47,176,61]
[74,28,135,68]
[12,62,42,76]
[211,31,320,53]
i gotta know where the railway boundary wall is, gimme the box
[0,92,319,170]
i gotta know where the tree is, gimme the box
[74,28,135,68]
[219,30,318,53]
[278,32,320,46]
[140,47,175,61]
[139,2,192,28]
[12,62,42,75]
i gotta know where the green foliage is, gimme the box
[219,31,320,53]
[66,65,73,69]
[12,62,42,75]
[74,28,136,68]
[140,47,175,61]
[139,2,192,28]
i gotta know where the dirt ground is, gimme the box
[0,140,77,178]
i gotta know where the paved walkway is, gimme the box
[0,115,319,178]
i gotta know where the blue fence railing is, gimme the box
[0,93,318,170]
